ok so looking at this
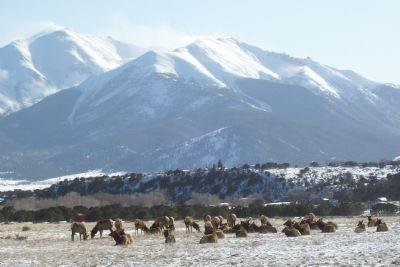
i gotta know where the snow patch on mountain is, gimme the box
[0,27,146,115]
[0,169,127,191]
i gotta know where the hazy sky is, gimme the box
[0,0,399,83]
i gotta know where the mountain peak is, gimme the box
[0,27,146,115]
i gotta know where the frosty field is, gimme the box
[0,217,399,266]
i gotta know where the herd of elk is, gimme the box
[70,213,391,246]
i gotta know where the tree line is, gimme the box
[0,202,364,223]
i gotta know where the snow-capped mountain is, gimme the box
[0,37,399,179]
[0,27,146,115]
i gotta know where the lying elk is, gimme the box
[260,215,272,226]
[71,222,88,241]
[200,229,218,244]
[282,226,301,237]
[91,219,113,238]
[316,218,338,233]
[293,222,311,235]
[376,219,389,232]
[109,230,133,245]
[354,220,366,233]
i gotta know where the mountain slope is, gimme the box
[0,37,399,179]
[0,27,146,115]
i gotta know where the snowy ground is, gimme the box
[0,217,399,266]
[0,170,126,191]
[266,165,400,182]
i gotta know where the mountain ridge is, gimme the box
[0,34,399,179]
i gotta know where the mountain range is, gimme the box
[0,28,399,179]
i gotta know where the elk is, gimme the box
[203,214,212,222]
[153,216,171,230]
[235,226,248,238]
[71,222,88,241]
[184,216,200,233]
[227,213,237,227]
[354,220,366,233]
[294,222,311,235]
[200,230,218,244]
[134,219,147,235]
[260,215,271,226]
[164,229,176,243]
[282,227,301,237]
[376,219,389,232]
[114,218,124,233]
[91,219,113,238]
[109,230,133,245]
[316,219,337,233]
[367,215,378,227]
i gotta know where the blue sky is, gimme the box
[0,0,399,83]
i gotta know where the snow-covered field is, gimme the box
[0,217,399,266]
[0,170,126,191]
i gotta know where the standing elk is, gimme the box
[71,222,88,241]
[91,219,113,238]
[184,216,201,233]
[227,213,237,227]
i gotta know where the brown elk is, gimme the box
[114,218,124,233]
[109,230,133,245]
[376,219,389,232]
[354,220,366,233]
[200,230,218,244]
[134,219,147,235]
[211,216,221,229]
[203,214,212,222]
[227,213,237,227]
[236,226,248,238]
[167,216,175,230]
[144,221,162,234]
[153,216,171,230]
[71,222,88,241]
[164,229,176,243]
[260,215,271,226]
[204,221,214,235]
[282,227,301,237]
[294,222,311,235]
[316,219,337,233]
[91,219,113,238]
[367,216,378,227]
[184,216,201,233]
